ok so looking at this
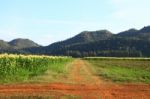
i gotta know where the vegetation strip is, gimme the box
[0,54,72,83]
[85,57,150,83]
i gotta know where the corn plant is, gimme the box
[0,54,72,83]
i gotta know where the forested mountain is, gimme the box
[117,26,150,40]
[0,26,150,57]
[0,40,12,50]
[60,30,113,44]
[0,38,40,53]
[8,38,40,49]
[41,26,150,57]
[41,30,113,54]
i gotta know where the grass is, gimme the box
[29,60,73,83]
[85,58,150,83]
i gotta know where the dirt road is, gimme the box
[0,59,150,99]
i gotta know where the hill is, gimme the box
[41,30,113,54]
[9,38,40,49]
[1,25,150,57]
[61,30,113,45]
[0,38,40,53]
[42,26,150,57]
[0,40,12,50]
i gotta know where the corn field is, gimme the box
[0,54,72,83]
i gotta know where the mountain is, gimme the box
[49,30,113,47]
[117,26,150,40]
[42,26,150,57]
[9,38,40,49]
[0,38,40,53]
[139,26,150,33]
[43,30,113,53]
[117,28,138,37]
[1,25,150,57]
[63,30,113,44]
[0,40,11,50]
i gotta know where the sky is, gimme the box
[0,0,150,46]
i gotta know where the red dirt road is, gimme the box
[0,59,150,99]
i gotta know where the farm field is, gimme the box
[0,55,150,99]
[0,54,72,83]
[85,57,150,83]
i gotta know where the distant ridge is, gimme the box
[0,25,150,57]
[9,38,40,49]
[0,38,40,50]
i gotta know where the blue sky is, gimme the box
[0,0,150,45]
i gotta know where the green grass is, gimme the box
[86,58,150,83]
[29,59,73,83]
[0,54,72,83]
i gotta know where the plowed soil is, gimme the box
[0,59,150,99]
